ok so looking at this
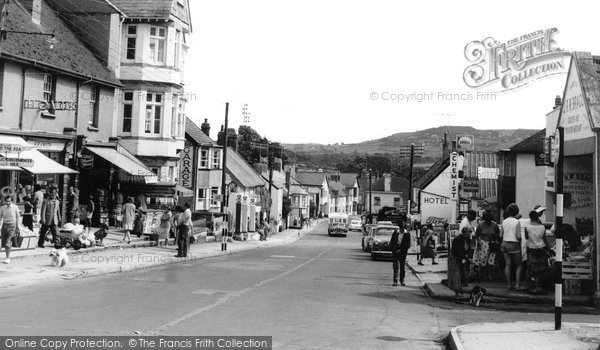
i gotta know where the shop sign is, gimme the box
[560,65,595,141]
[0,144,32,153]
[23,100,77,111]
[79,155,94,169]
[0,157,33,167]
[179,145,193,188]
[27,140,65,152]
[450,152,459,200]
[456,135,474,151]
[461,177,480,192]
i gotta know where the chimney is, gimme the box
[201,118,211,137]
[384,173,392,192]
[21,0,42,24]
[442,130,449,159]
[554,95,562,109]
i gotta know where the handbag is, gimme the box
[11,226,23,248]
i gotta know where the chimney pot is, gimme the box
[201,118,211,137]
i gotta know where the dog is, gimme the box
[49,248,68,267]
[94,223,109,245]
[469,286,486,306]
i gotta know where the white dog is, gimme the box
[49,248,68,267]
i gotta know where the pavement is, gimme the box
[0,221,323,291]
[448,322,600,350]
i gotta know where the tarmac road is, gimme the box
[1,222,598,349]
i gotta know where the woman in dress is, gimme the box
[447,226,472,299]
[417,224,437,265]
[500,203,523,290]
[474,211,500,280]
[121,197,136,244]
[158,207,172,246]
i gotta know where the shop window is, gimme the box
[211,149,221,169]
[374,197,381,206]
[122,91,133,133]
[88,85,100,128]
[199,149,209,169]
[126,25,137,60]
[210,187,219,208]
[149,26,166,64]
[145,93,162,134]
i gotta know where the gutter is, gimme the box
[18,67,26,130]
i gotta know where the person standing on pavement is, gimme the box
[32,185,44,226]
[447,226,472,299]
[418,224,437,266]
[66,186,79,224]
[121,197,136,244]
[0,195,20,264]
[500,203,523,291]
[38,188,61,248]
[390,223,411,286]
[83,195,95,229]
[459,210,478,237]
[176,203,193,257]
[473,211,500,280]
[158,207,172,246]
[21,196,34,231]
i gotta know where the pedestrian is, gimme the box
[473,211,500,280]
[32,184,44,226]
[66,186,79,224]
[21,196,34,231]
[121,197,136,244]
[38,188,61,248]
[158,207,172,246]
[418,224,437,265]
[0,195,20,264]
[83,195,95,229]
[176,203,193,257]
[459,210,478,238]
[390,223,411,286]
[447,226,472,299]
[524,210,547,292]
[500,203,523,291]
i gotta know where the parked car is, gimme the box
[362,224,378,251]
[349,219,362,232]
[328,222,348,237]
[369,225,400,260]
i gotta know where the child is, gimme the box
[94,223,109,246]
[22,196,34,231]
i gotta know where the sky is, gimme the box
[184,0,600,145]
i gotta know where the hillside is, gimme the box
[283,126,540,159]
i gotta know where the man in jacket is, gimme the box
[38,187,61,248]
[390,222,411,286]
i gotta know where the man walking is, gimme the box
[38,187,61,248]
[0,195,20,264]
[390,222,411,286]
[176,203,193,257]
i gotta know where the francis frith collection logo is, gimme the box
[463,28,571,91]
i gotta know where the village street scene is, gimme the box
[0,1,599,350]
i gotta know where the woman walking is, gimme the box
[121,197,136,244]
[500,203,523,290]
[473,211,500,280]
[417,224,437,265]
[158,207,173,246]
[524,210,547,292]
[447,227,472,299]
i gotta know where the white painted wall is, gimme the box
[515,153,546,216]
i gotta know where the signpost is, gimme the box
[461,177,480,192]
[0,144,32,153]
[456,134,475,151]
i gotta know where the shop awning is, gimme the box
[0,135,78,174]
[86,146,158,183]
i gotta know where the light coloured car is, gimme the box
[349,219,362,232]
[362,224,378,251]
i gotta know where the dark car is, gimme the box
[369,225,400,260]
[328,222,348,237]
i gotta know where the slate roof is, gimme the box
[501,129,545,154]
[261,170,300,191]
[413,157,450,190]
[296,172,327,187]
[371,177,409,193]
[328,181,347,197]
[4,0,120,86]
[226,148,266,189]
[111,0,191,25]
[186,118,217,146]
[339,173,358,189]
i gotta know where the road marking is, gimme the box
[270,255,296,259]
[151,247,333,334]
[191,289,230,295]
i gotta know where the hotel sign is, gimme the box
[24,100,77,111]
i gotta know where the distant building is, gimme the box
[295,171,330,217]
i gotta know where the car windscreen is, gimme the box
[374,228,396,237]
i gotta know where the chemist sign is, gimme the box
[450,152,459,200]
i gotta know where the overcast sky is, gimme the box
[184,0,600,145]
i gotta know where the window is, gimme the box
[171,94,178,137]
[43,73,56,113]
[88,85,100,127]
[210,187,219,208]
[174,30,181,68]
[177,100,185,137]
[211,149,221,169]
[122,91,133,132]
[0,61,4,106]
[126,26,137,60]
[374,197,381,206]
[168,166,175,182]
[149,26,166,64]
[199,149,209,169]
[145,93,162,134]
[198,188,207,209]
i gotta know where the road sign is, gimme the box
[0,144,32,153]
[456,134,475,151]
[0,158,34,167]
[461,177,480,192]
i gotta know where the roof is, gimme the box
[290,184,308,196]
[3,0,121,87]
[186,118,217,146]
[413,157,450,189]
[296,172,327,187]
[500,129,545,154]
[111,0,191,25]
[339,173,358,189]
[371,176,408,193]
[328,181,347,197]
[261,170,300,191]
[226,148,266,188]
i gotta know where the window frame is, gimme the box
[88,85,100,128]
[122,91,134,133]
[149,26,167,64]
[145,92,163,134]
[125,25,137,60]
[211,149,221,169]
[199,149,209,169]
[210,187,220,208]
[43,73,57,114]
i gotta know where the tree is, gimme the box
[282,195,292,224]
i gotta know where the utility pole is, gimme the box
[399,144,424,212]
[368,169,372,223]
[221,103,229,251]
[555,127,564,330]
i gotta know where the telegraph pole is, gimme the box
[221,103,229,251]
[368,169,372,223]
[555,127,564,330]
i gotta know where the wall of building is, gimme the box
[515,153,546,215]
[372,191,402,213]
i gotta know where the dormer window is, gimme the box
[149,26,166,64]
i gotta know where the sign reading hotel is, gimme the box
[23,100,77,111]
[463,28,570,91]
[179,144,193,188]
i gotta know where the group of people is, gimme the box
[447,205,550,298]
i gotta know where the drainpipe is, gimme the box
[18,67,26,130]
